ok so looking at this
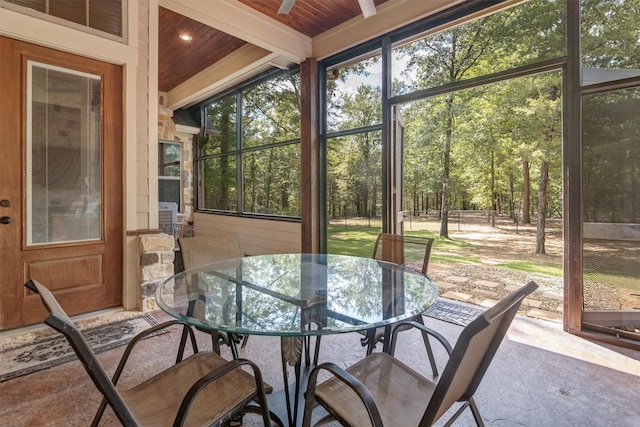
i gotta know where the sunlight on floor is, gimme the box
[507,316,640,376]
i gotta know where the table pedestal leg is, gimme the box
[280,335,321,426]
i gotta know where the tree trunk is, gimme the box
[439,94,454,238]
[536,161,549,254]
[281,182,288,209]
[490,149,495,227]
[249,158,256,212]
[219,98,234,210]
[265,149,274,212]
[362,181,369,217]
[372,178,377,217]
[522,159,531,224]
[509,175,515,221]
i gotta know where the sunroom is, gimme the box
[159,0,640,349]
[1,1,639,425]
[0,0,638,359]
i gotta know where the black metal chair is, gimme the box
[25,279,276,427]
[372,233,435,276]
[178,233,249,358]
[303,281,538,427]
[361,233,439,376]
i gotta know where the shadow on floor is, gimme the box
[1,310,639,426]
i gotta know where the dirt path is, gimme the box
[405,214,563,266]
[405,214,631,316]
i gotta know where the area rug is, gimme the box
[0,313,162,382]
[424,298,484,326]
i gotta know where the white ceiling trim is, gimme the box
[160,0,312,63]
[166,44,282,109]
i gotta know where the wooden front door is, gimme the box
[0,37,123,330]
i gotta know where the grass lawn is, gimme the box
[327,225,479,264]
[328,223,638,291]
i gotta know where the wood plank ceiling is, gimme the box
[237,0,389,37]
[158,0,389,92]
[158,7,247,92]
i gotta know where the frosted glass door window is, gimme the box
[27,61,102,244]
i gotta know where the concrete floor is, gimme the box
[1,308,639,426]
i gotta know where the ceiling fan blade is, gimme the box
[358,0,377,18]
[278,0,295,14]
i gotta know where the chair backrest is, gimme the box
[421,281,538,426]
[24,279,137,425]
[179,232,244,270]
[372,233,434,275]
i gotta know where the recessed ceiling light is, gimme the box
[179,33,192,41]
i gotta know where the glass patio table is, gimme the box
[156,253,439,426]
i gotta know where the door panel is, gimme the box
[0,37,123,329]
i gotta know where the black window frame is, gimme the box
[193,66,302,221]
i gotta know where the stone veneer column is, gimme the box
[138,233,175,311]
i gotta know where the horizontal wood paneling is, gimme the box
[157,1,390,92]
[194,213,301,255]
[238,0,390,38]
[159,7,247,92]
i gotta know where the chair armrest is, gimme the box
[173,358,271,427]
[303,362,383,427]
[389,320,453,356]
[90,320,199,427]
[114,320,199,384]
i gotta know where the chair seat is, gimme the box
[315,353,436,426]
[121,352,271,426]
[304,282,538,427]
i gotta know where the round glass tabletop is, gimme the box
[156,253,439,336]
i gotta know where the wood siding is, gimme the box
[194,213,301,255]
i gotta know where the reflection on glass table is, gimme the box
[156,253,439,426]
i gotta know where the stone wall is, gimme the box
[138,233,175,311]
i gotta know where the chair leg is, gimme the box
[364,329,377,356]
[468,397,485,427]
[381,325,393,353]
[313,335,322,367]
[228,336,240,360]
[241,334,250,348]
[209,331,240,359]
[443,398,485,427]
[415,315,439,377]
[175,326,197,363]
[210,330,222,355]
[443,401,470,427]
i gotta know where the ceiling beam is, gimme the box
[160,0,312,63]
[313,0,466,60]
[165,44,279,109]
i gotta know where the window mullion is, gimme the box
[236,90,243,213]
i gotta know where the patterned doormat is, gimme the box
[0,313,162,382]
[424,298,485,326]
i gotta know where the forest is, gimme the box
[325,0,639,252]
[196,0,639,255]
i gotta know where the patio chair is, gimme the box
[372,233,435,275]
[25,279,276,427]
[302,281,538,427]
[178,232,249,358]
[361,233,438,374]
